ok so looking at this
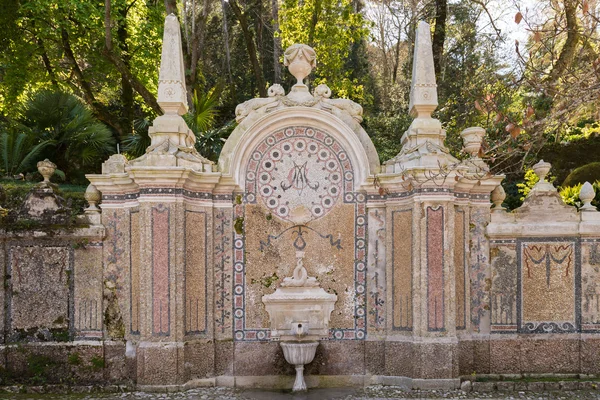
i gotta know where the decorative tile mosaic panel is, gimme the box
[130,211,140,334]
[455,208,467,330]
[490,244,518,333]
[427,206,445,331]
[152,205,170,335]
[185,210,208,335]
[391,209,412,331]
[367,208,386,332]
[517,238,580,333]
[214,208,233,338]
[582,240,600,331]
[469,207,490,332]
[234,126,367,341]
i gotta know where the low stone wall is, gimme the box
[0,226,131,385]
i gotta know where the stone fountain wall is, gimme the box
[2,16,600,391]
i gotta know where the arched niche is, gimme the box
[216,106,379,341]
[218,107,380,191]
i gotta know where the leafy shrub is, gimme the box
[562,162,600,187]
[559,181,600,210]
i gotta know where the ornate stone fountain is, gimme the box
[262,250,337,392]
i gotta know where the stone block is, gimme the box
[580,381,600,390]
[458,339,473,375]
[472,381,495,392]
[104,341,129,383]
[418,342,456,379]
[490,339,519,374]
[526,382,545,391]
[184,341,215,380]
[5,343,104,384]
[306,341,364,375]
[137,342,184,386]
[385,341,414,377]
[520,338,579,374]
[472,339,491,374]
[544,381,560,391]
[581,337,600,375]
[559,381,580,390]
[8,245,71,342]
[365,341,385,375]
[496,381,515,391]
[233,342,292,376]
[514,381,528,391]
[215,341,233,376]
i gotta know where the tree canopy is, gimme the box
[0,0,598,195]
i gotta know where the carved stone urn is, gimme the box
[37,159,56,185]
[284,44,317,87]
[262,251,337,392]
[460,127,485,158]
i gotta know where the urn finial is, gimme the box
[284,44,317,88]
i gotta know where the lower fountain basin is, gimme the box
[280,341,319,392]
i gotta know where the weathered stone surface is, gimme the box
[9,245,71,341]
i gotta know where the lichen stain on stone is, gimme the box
[103,280,125,339]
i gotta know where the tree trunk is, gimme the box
[102,49,163,115]
[118,4,134,136]
[38,39,58,87]
[432,0,447,77]
[61,28,126,136]
[165,0,178,15]
[272,0,281,83]
[307,0,323,47]
[546,0,580,83]
[188,0,212,99]
[229,0,267,97]
[220,0,233,82]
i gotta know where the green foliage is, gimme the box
[516,169,556,201]
[0,128,53,177]
[181,83,236,162]
[560,181,600,210]
[19,91,116,178]
[516,169,540,200]
[122,118,152,159]
[362,113,412,163]
[563,162,600,187]
[279,0,370,100]
[67,352,82,366]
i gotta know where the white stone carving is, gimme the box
[580,181,596,211]
[263,250,337,392]
[262,251,337,342]
[232,44,363,125]
[129,13,213,171]
[280,341,319,392]
[491,184,506,212]
[409,21,438,118]
[157,14,188,116]
[284,44,316,87]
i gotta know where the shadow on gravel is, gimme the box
[237,387,362,400]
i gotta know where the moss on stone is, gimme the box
[234,217,244,234]
[90,356,105,371]
[67,352,82,365]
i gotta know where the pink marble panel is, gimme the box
[427,206,444,331]
[152,206,170,335]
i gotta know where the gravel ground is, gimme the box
[2,386,600,400]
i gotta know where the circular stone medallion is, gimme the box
[254,134,344,222]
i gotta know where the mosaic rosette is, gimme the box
[234,126,367,341]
